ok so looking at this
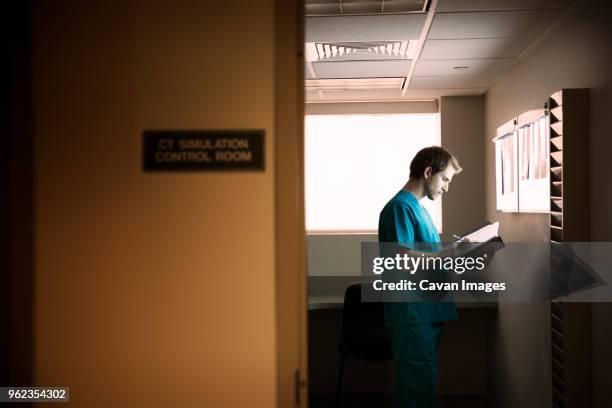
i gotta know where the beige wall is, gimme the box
[307,234,376,276]
[484,1,612,407]
[440,95,486,241]
[32,1,277,406]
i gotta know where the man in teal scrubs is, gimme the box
[378,146,462,408]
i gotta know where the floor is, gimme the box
[309,394,494,408]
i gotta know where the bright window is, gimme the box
[305,114,441,233]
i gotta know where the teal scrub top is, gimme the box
[378,190,457,326]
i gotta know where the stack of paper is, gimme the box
[463,222,500,243]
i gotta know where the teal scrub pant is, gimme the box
[391,322,445,408]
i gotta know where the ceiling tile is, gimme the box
[408,74,498,89]
[413,58,515,77]
[436,0,573,12]
[384,0,427,13]
[420,37,532,59]
[306,13,426,42]
[313,60,413,78]
[306,4,342,15]
[428,9,564,39]
[341,3,381,14]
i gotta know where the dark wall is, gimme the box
[4,0,34,387]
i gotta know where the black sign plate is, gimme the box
[143,130,265,171]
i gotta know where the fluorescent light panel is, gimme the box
[305,77,405,91]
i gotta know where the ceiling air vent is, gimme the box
[305,41,418,62]
[305,0,429,16]
[305,77,406,91]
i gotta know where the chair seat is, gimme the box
[336,282,395,403]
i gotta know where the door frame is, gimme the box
[274,0,308,406]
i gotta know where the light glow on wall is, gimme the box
[305,114,441,233]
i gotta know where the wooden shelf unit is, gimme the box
[547,89,592,408]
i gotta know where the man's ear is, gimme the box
[423,166,432,179]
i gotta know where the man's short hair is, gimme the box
[409,146,462,179]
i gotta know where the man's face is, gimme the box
[423,164,455,200]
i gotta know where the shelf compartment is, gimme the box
[552,301,564,319]
[552,326,565,348]
[551,181,563,197]
[552,313,565,335]
[551,151,563,166]
[552,374,564,398]
[551,106,563,121]
[551,166,563,181]
[553,388,565,407]
[551,91,563,106]
[551,253,563,271]
[552,356,565,381]
[551,198,563,211]
[550,245,565,266]
[552,359,565,384]
[551,212,563,228]
[552,341,565,360]
[551,121,563,135]
[551,136,563,151]
[551,227,563,242]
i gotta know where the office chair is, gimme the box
[336,282,393,404]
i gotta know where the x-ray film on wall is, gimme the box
[518,113,550,212]
[494,123,518,212]
[493,109,550,213]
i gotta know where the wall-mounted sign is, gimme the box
[143,130,264,171]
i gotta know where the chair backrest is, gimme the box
[340,282,393,359]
